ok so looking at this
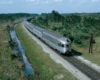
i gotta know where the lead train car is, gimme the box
[42,30,71,54]
[24,20,71,54]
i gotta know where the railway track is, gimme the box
[56,52,100,80]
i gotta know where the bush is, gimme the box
[6,25,10,32]
[11,54,18,60]
[9,38,15,49]
[52,27,57,31]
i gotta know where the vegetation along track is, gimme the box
[57,53,100,80]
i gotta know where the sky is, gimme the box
[0,0,100,14]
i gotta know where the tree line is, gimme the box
[0,13,39,23]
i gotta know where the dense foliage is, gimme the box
[30,11,100,47]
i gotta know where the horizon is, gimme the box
[0,0,100,14]
[0,12,100,14]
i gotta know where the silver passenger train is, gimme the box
[24,19,71,54]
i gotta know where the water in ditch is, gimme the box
[10,24,34,78]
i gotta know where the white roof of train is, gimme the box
[43,30,69,44]
[25,21,45,32]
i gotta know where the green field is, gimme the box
[15,22,77,80]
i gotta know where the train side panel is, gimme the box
[24,20,44,39]
[42,32,66,53]
[24,21,33,32]
[32,28,42,38]
[31,25,44,39]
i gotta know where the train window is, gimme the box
[58,43,64,47]
[61,44,64,47]
[67,39,69,42]
[58,43,61,46]
[66,44,69,48]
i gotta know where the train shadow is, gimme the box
[70,49,82,57]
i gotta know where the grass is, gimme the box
[15,22,77,80]
[0,21,22,80]
[72,36,100,66]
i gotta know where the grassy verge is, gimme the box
[15,22,77,80]
[0,21,22,80]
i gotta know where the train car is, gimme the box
[42,30,71,54]
[24,20,33,32]
[24,20,44,39]
[24,20,71,54]
[32,25,44,38]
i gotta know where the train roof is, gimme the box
[43,30,69,44]
[25,21,45,32]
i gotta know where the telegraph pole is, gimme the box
[89,33,93,54]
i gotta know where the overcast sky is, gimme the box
[0,0,100,14]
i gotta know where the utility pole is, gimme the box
[89,33,93,54]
